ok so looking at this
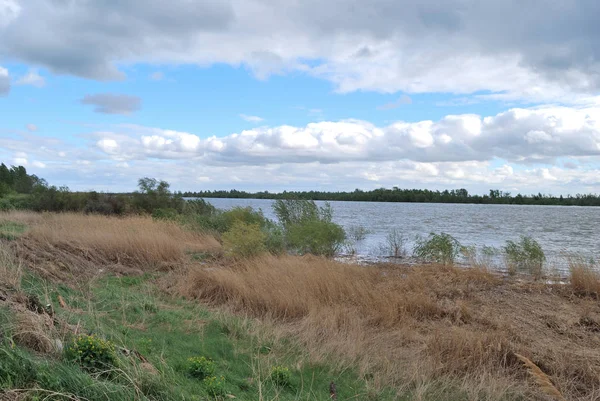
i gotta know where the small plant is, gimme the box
[187,356,216,380]
[66,334,116,371]
[222,221,267,258]
[203,375,226,397]
[383,228,407,258]
[503,236,545,278]
[413,233,461,265]
[347,225,371,242]
[270,365,291,387]
[287,220,346,257]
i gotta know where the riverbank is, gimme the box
[1,211,599,400]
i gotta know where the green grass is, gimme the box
[1,273,401,401]
[0,220,26,240]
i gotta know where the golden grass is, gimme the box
[569,259,600,298]
[176,255,600,400]
[0,211,220,279]
[515,353,566,401]
[0,242,22,290]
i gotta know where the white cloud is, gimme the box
[240,114,264,123]
[377,95,412,110]
[0,65,9,95]
[16,69,45,87]
[3,104,600,193]
[26,124,37,132]
[2,1,600,103]
[32,160,46,168]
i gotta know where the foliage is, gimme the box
[273,199,346,257]
[270,366,292,387]
[203,375,226,397]
[273,199,333,229]
[503,236,546,278]
[287,219,346,257]
[0,221,26,240]
[187,356,216,379]
[186,187,600,207]
[222,221,267,258]
[413,233,462,265]
[152,208,180,221]
[182,198,217,216]
[65,334,116,371]
[347,225,370,242]
[132,177,184,214]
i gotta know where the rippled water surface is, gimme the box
[199,198,600,269]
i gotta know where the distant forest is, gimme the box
[2,163,600,207]
[183,188,600,206]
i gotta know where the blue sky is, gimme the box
[1,0,600,194]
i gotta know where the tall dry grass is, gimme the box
[569,259,600,298]
[176,255,600,400]
[0,211,220,278]
[0,241,22,289]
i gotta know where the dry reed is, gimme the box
[0,211,220,278]
[177,254,600,400]
[569,259,600,298]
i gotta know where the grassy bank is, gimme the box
[1,211,600,400]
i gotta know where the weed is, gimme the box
[222,221,267,259]
[270,366,292,387]
[187,356,216,380]
[203,375,226,397]
[382,228,407,258]
[503,235,545,278]
[413,232,461,264]
[65,334,116,372]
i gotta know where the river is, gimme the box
[195,198,600,270]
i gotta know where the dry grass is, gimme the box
[0,241,22,290]
[569,259,600,298]
[176,255,600,400]
[0,211,220,279]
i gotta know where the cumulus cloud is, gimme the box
[87,106,600,166]
[240,114,264,123]
[16,69,45,87]
[0,66,10,95]
[80,93,142,115]
[1,0,600,102]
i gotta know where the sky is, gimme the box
[1,0,600,195]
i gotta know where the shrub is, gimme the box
[182,199,216,216]
[187,356,216,380]
[263,223,286,255]
[222,221,267,258]
[383,228,407,258]
[413,233,461,265]
[273,199,333,228]
[347,225,370,242]
[152,208,179,221]
[503,236,545,278]
[66,334,116,371]
[287,220,346,257]
[203,375,226,397]
[270,366,291,387]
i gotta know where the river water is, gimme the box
[198,198,600,270]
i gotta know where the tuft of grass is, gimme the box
[0,220,26,240]
[515,353,566,401]
[569,258,600,297]
[0,242,22,289]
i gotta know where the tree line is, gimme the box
[183,188,600,206]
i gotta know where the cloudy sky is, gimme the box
[1,0,600,194]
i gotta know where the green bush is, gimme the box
[503,236,545,278]
[187,356,216,380]
[287,220,346,257]
[270,366,291,387]
[413,233,461,265]
[182,199,216,216]
[151,208,179,221]
[203,375,226,397]
[273,199,333,229]
[263,223,286,255]
[222,221,267,258]
[347,225,371,242]
[65,334,116,371]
